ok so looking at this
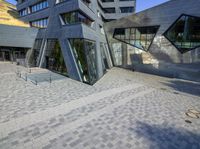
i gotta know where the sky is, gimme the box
[136,0,170,12]
[5,0,170,12]
[6,0,17,5]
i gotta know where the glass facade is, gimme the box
[100,43,110,73]
[120,7,134,13]
[55,0,70,4]
[44,39,68,76]
[30,18,48,28]
[69,39,97,84]
[111,43,122,66]
[164,14,200,53]
[19,8,28,16]
[113,26,159,51]
[30,0,48,13]
[60,11,94,27]
[29,39,43,66]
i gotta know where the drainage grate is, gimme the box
[188,109,200,115]
[185,120,192,124]
[185,112,199,119]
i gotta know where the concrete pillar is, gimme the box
[122,42,127,67]
[96,40,104,79]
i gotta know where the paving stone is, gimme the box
[0,63,200,149]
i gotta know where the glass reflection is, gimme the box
[69,39,97,84]
[113,26,159,51]
[29,39,43,66]
[45,39,68,76]
[164,14,200,53]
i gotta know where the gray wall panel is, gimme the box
[105,0,200,82]
[0,24,38,48]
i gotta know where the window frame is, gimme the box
[113,25,160,52]
[163,13,200,53]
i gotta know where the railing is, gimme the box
[16,66,53,86]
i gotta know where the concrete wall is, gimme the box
[104,0,200,82]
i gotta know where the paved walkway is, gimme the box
[0,62,200,149]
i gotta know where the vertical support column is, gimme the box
[122,42,127,67]
[38,39,46,67]
[96,40,104,79]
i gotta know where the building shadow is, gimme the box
[161,80,200,96]
[130,121,200,149]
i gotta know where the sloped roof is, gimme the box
[0,0,29,27]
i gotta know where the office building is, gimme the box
[16,0,136,84]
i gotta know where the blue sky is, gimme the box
[136,0,169,12]
[6,0,170,12]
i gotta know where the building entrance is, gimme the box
[0,51,11,61]
[4,51,11,61]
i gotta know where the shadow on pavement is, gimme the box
[130,121,200,149]
[161,80,200,96]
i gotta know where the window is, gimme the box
[164,14,200,53]
[30,18,48,28]
[19,8,28,16]
[44,39,68,76]
[29,39,43,66]
[103,8,115,13]
[30,0,48,13]
[113,26,159,51]
[69,39,97,84]
[120,7,134,13]
[55,0,71,4]
[100,43,110,72]
[60,11,94,27]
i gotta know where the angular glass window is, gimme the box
[28,39,43,66]
[164,14,200,53]
[60,11,94,27]
[69,39,97,85]
[113,26,159,51]
[44,39,68,76]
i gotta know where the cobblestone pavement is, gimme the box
[0,62,200,149]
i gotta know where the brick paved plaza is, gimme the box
[0,62,200,149]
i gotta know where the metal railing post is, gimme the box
[25,73,27,81]
[49,73,52,84]
[35,77,37,85]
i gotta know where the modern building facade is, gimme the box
[16,0,136,84]
[0,0,38,64]
[104,0,200,82]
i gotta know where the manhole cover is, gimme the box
[185,120,192,124]
[188,109,200,115]
[185,112,199,119]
